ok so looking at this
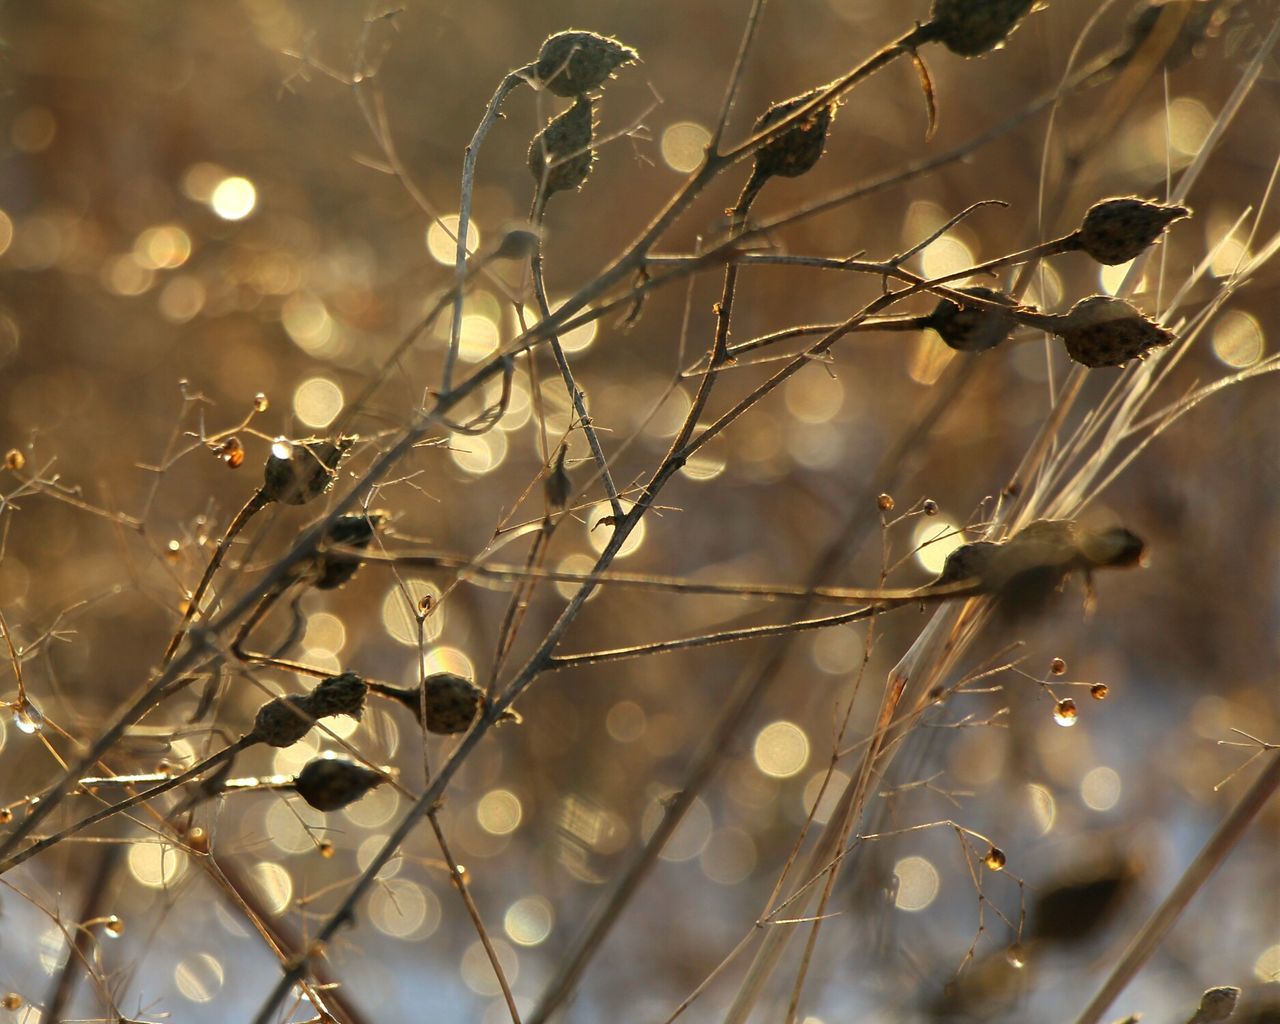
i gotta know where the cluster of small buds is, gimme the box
[534,30,638,97]
[249,673,368,748]
[261,436,355,506]
[293,755,385,812]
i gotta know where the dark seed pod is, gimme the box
[262,436,355,506]
[927,0,1039,57]
[534,30,638,97]
[1054,295,1176,368]
[294,756,385,812]
[312,511,386,590]
[251,695,314,748]
[421,673,486,734]
[751,89,835,184]
[1075,526,1147,569]
[934,540,1001,584]
[927,286,1019,352]
[1074,197,1189,265]
[529,95,595,200]
[303,672,368,722]
[545,444,571,510]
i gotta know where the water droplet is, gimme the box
[253,392,269,413]
[1050,657,1067,676]
[3,449,24,472]
[271,437,293,460]
[12,699,45,734]
[1006,943,1026,969]
[2,993,24,1010]
[877,493,895,512]
[165,539,182,563]
[922,498,940,516]
[1090,683,1109,701]
[104,915,124,938]
[984,846,1007,871]
[1053,698,1079,727]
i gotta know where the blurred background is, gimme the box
[0,1,1278,1021]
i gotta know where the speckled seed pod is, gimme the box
[423,673,486,734]
[303,672,368,722]
[262,436,354,506]
[1074,197,1189,265]
[1054,295,1176,368]
[927,286,1019,352]
[927,0,1039,57]
[529,95,595,199]
[535,30,637,97]
[751,89,834,183]
[251,695,314,748]
[294,756,384,812]
[312,512,384,590]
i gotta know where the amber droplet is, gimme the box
[877,493,895,512]
[307,939,327,959]
[253,392,269,413]
[165,539,182,563]
[2,993,23,1010]
[922,498,940,516]
[317,839,335,859]
[984,846,1007,871]
[1053,698,1079,727]
[219,436,245,468]
[0,807,13,825]
[187,826,209,854]
[418,594,434,614]
[1050,657,1067,676]
[1005,943,1027,969]
[1090,683,1109,701]
[3,449,24,472]
[103,915,125,937]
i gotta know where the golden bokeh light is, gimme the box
[477,788,523,835]
[912,517,964,576]
[660,121,710,174]
[753,721,810,779]
[426,214,480,265]
[210,176,257,220]
[893,855,940,912]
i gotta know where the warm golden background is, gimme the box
[0,2,1278,1022]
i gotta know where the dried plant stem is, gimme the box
[161,489,269,667]
[43,845,123,1022]
[444,64,535,394]
[1073,748,1280,1024]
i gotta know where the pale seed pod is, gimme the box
[927,0,1039,57]
[529,96,595,200]
[294,756,384,812]
[927,286,1019,352]
[1073,196,1189,265]
[751,89,835,184]
[1053,295,1176,368]
[534,30,638,97]
[262,436,355,506]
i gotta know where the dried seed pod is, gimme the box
[311,511,386,590]
[934,540,1000,585]
[927,0,1039,57]
[927,286,1019,352]
[250,695,315,748]
[545,444,571,510]
[262,436,355,506]
[294,756,385,812]
[303,672,368,722]
[421,673,486,734]
[1073,196,1189,265]
[528,95,595,200]
[1054,295,1176,368]
[751,89,835,184]
[490,224,543,262]
[534,30,637,97]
